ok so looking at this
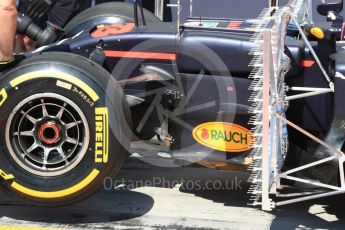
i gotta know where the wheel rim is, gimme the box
[5,93,90,177]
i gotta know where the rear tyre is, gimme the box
[0,52,131,205]
[64,2,161,37]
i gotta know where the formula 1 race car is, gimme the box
[0,0,344,210]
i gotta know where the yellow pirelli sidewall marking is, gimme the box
[0,169,14,180]
[10,169,99,198]
[95,107,109,163]
[0,88,7,107]
[10,70,100,101]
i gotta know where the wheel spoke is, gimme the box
[65,137,78,145]
[56,103,67,119]
[42,148,51,169]
[21,111,37,124]
[56,146,66,158]
[41,99,49,117]
[26,142,39,153]
[56,147,70,164]
[14,130,34,136]
[66,120,82,129]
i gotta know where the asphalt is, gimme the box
[0,157,344,230]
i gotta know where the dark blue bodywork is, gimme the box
[37,19,344,168]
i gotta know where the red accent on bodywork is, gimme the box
[302,60,315,68]
[104,51,177,60]
[91,23,135,38]
[227,21,242,29]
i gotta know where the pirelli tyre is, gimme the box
[64,2,161,37]
[0,52,131,205]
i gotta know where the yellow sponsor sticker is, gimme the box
[95,107,109,163]
[193,122,254,152]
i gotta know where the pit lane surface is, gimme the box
[0,157,344,230]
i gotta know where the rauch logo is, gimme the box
[193,122,254,152]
